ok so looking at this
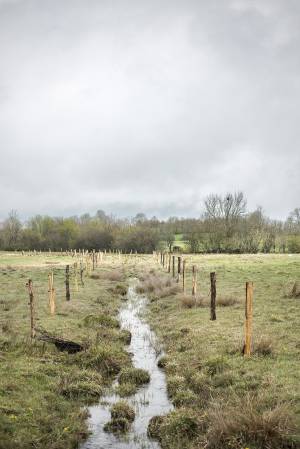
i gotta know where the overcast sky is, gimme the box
[0,0,299,221]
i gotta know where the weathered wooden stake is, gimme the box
[182,260,186,293]
[210,272,216,320]
[65,265,71,301]
[244,282,253,356]
[192,265,197,296]
[177,256,181,283]
[74,262,79,292]
[27,279,35,338]
[80,260,84,286]
[168,253,171,273]
[172,255,175,278]
[49,272,56,315]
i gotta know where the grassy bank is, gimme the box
[0,252,132,449]
[138,254,300,449]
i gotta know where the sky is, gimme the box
[0,0,299,221]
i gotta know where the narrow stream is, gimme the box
[80,284,173,449]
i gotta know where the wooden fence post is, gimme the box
[182,260,186,293]
[177,257,181,283]
[244,282,253,356]
[168,253,171,273]
[210,272,216,320]
[74,262,79,292]
[26,279,35,338]
[92,250,95,271]
[192,265,197,296]
[80,260,84,286]
[172,255,175,278]
[65,265,70,301]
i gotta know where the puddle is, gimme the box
[80,283,173,449]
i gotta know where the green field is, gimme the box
[138,253,300,448]
[0,252,299,449]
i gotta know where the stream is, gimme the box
[80,283,173,449]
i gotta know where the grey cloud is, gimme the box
[0,0,299,220]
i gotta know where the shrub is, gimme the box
[110,401,135,422]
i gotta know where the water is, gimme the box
[80,284,173,449]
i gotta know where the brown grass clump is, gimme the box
[180,295,197,309]
[137,274,180,298]
[206,395,295,449]
[254,336,274,356]
[289,281,300,298]
[216,296,240,307]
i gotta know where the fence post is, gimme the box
[80,260,84,286]
[74,262,79,292]
[210,272,216,320]
[92,249,95,271]
[168,253,171,273]
[244,282,253,356]
[177,256,181,283]
[172,255,175,278]
[27,279,35,338]
[66,265,71,301]
[192,265,197,296]
[182,260,186,293]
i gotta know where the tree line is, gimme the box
[0,193,299,253]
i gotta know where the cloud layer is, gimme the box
[0,0,299,220]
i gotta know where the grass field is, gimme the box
[137,253,300,448]
[0,252,135,449]
[0,252,299,449]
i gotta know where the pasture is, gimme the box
[0,251,299,449]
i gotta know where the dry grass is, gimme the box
[216,295,240,306]
[254,336,274,356]
[179,294,197,308]
[206,395,295,449]
[98,270,124,281]
[136,273,180,298]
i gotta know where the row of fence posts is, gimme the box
[155,251,253,356]
[25,249,113,339]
